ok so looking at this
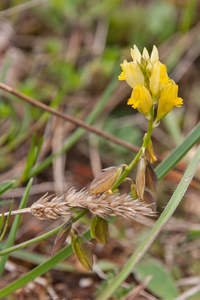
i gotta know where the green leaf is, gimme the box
[0,178,33,277]
[135,258,179,299]
[0,180,15,196]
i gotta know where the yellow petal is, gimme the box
[121,60,144,89]
[131,45,142,62]
[142,47,149,60]
[118,71,125,80]
[150,45,159,65]
[156,80,182,120]
[149,61,160,96]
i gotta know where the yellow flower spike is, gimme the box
[156,80,183,121]
[119,60,144,89]
[131,45,142,63]
[127,84,153,119]
[149,61,160,97]
[150,45,159,65]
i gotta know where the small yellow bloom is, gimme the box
[127,84,153,119]
[131,45,142,63]
[150,45,159,65]
[149,61,160,97]
[156,80,183,121]
[118,60,144,89]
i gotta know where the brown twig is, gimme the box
[0,82,140,153]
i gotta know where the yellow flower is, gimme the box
[127,84,153,119]
[149,61,170,98]
[118,60,144,89]
[149,61,160,97]
[156,80,183,121]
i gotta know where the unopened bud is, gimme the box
[146,139,157,163]
[136,152,146,198]
[131,183,138,199]
[51,217,73,257]
[71,232,93,271]
[143,190,156,212]
[90,215,109,245]
[88,165,125,196]
[145,161,158,192]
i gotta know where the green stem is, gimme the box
[97,144,200,300]
[112,107,154,191]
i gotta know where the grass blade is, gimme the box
[155,122,200,180]
[0,178,33,277]
[0,180,15,196]
[0,201,13,243]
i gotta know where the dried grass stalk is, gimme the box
[30,188,154,221]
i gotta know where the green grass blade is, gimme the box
[0,178,33,277]
[21,135,37,181]
[0,215,4,234]
[97,144,200,300]
[0,201,13,243]
[0,180,15,196]
[155,122,200,180]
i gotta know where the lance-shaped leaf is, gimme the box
[143,190,156,212]
[146,139,157,163]
[51,217,73,257]
[90,215,109,245]
[136,154,146,198]
[145,161,158,193]
[88,165,125,195]
[71,233,93,271]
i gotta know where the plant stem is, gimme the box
[112,107,154,191]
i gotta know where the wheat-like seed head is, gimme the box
[30,188,154,221]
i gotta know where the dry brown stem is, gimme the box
[0,82,140,153]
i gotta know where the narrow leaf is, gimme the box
[0,180,15,196]
[0,201,13,243]
[0,178,33,277]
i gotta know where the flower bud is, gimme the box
[88,165,125,196]
[145,161,158,193]
[90,215,109,245]
[143,189,156,212]
[131,182,138,199]
[51,217,73,257]
[145,139,157,164]
[136,152,146,198]
[71,232,93,271]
